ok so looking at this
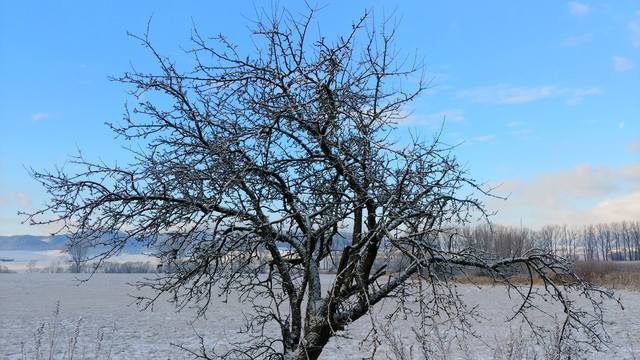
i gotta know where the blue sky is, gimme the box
[1,1,639,235]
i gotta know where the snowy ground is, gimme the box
[0,274,638,359]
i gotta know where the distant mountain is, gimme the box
[0,232,353,253]
[0,234,147,253]
[0,235,68,251]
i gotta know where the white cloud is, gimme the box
[469,135,495,143]
[457,85,556,104]
[568,2,591,16]
[613,56,635,72]
[629,18,640,48]
[31,112,49,121]
[504,121,534,137]
[489,163,640,227]
[457,84,600,105]
[510,128,533,137]
[582,190,640,224]
[0,192,31,208]
[628,140,640,153]
[565,87,601,105]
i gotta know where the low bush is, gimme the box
[0,264,16,273]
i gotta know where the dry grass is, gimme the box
[453,274,539,286]
[18,302,116,360]
[380,319,611,360]
[452,261,640,290]
[575,261,640,290]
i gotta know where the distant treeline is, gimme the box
[444,221,640,261]
[32,260,158,274]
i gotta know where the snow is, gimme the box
[0,274,638,359]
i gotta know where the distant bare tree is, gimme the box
[26,260,38,273]
[26,7,618,359]
[68,239,87,273]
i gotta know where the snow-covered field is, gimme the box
[0,274,638,359]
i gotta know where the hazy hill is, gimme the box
[0,235,68,251]
[0,232,352,252]
[0,234,147,253]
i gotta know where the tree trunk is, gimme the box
[285,323,332,360]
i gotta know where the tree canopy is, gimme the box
[27,7,619,360]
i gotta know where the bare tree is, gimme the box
[26,260,38,273]
[68,238,88,273]
[25,8,618,359]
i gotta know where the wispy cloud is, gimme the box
[505,121,533,137]
[568,2,591,16]
[565,87,601,105]
[561,33,593,47]
[629,17,640,48]
[628,140,640,153]
[469,135,495,143]
[457,84,600,105]
[0,192,31,208]
[457,85,555,104]
[423,109,465,123]
[399,109,465,126]
[31,112,49,121]
[613,56,635,72]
